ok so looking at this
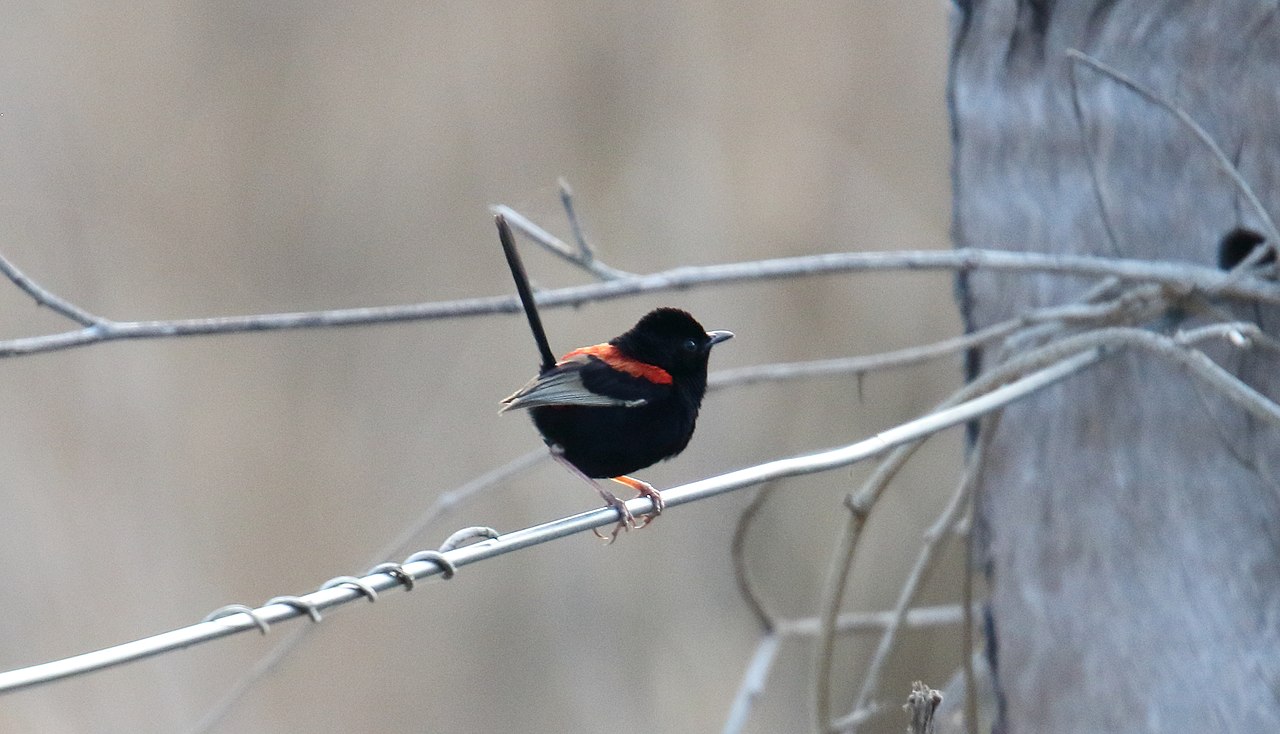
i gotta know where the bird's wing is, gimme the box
[499,353,664,412]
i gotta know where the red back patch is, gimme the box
[561,344,673,385]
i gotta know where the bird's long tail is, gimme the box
[495,214,557,372]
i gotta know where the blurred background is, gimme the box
[0,3,955,732]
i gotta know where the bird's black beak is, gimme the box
[706,330,734,346]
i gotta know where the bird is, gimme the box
[494,214,733,541]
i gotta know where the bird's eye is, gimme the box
[682,338,699,352]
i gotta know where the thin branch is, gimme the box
[0,348,1106,695]
[721,480,783,734]
[1066,52,1123,257]
[775,604,969,637]
[815,322,1276,732]
[812,346,1105,732]
[721,634,781,734]
[490,204,633,280]
[814,325,1182,732]
[0,252,105,326]
[708,283,1160,392]
[730,482,781,633]
[0,247,1277,359]
[841,415,999,732]
[963,508,978,734]
[709,320,1022,390]
[1131,323,1280,426]
[557,178,604,265]
[1066,48,1280,255]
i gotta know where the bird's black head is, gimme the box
[612,307,733,381]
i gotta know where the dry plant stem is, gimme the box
[963,518,978,734]
[722,634,782,734]
[189,450,547,734]
[838,415,1001,733]
[776,604,969,637]
[1066,48,1280,255]
[998,282,1167,356]
[904,682,943,734]
[0,251,104,326]
[725,604,972,733]
[731,482,781,632]
[1,247,1277,359]
[1137,324,1280,426]
[814,502,870,732]
[490,204,633,280]
[557,179,601,264]
[812,340,1108,733]
[1067,56,1123,257]
[812,321,1271,732]
[709,279,1147,392]
[709,319,1023,391]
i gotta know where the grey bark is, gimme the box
[950,2,1280,732]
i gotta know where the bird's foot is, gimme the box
[591,490,635,544]
[610,475,663,528]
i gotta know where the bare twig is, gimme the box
[815,321,1275,732]
[490,203,633,280]
[722,634,781,734]
[840,414,999,732]
[709,320,1021,391]
[0,248,1276,360]
[730,482,781,633]
[722,601,970,734]
[722,480,783,734]
[1066,48,1280,257]
[963,511,978,734]
[0,251,105,326]
[1066,53,1123,257]
[775,604,969,637]
[557,178,602,265]
[810,345,1104,733]
[1134,323,1280,426]
[709,283,1164,392]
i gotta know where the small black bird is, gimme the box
[495,215,732,540]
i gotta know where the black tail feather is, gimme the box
[496,214,557,372]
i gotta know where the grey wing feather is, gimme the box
[500,366,647,412]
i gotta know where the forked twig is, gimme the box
[0,252,105,326]
[491,203,633,281]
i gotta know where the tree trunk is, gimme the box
[950,2,1280,732]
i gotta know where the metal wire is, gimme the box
[0,347,1102,695]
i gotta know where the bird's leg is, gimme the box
[609,475,664,528]
[549,449,635,543]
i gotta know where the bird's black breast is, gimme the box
[531,390,700,478]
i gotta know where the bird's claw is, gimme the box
[592,493,636,544]
[612,475,664,529]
